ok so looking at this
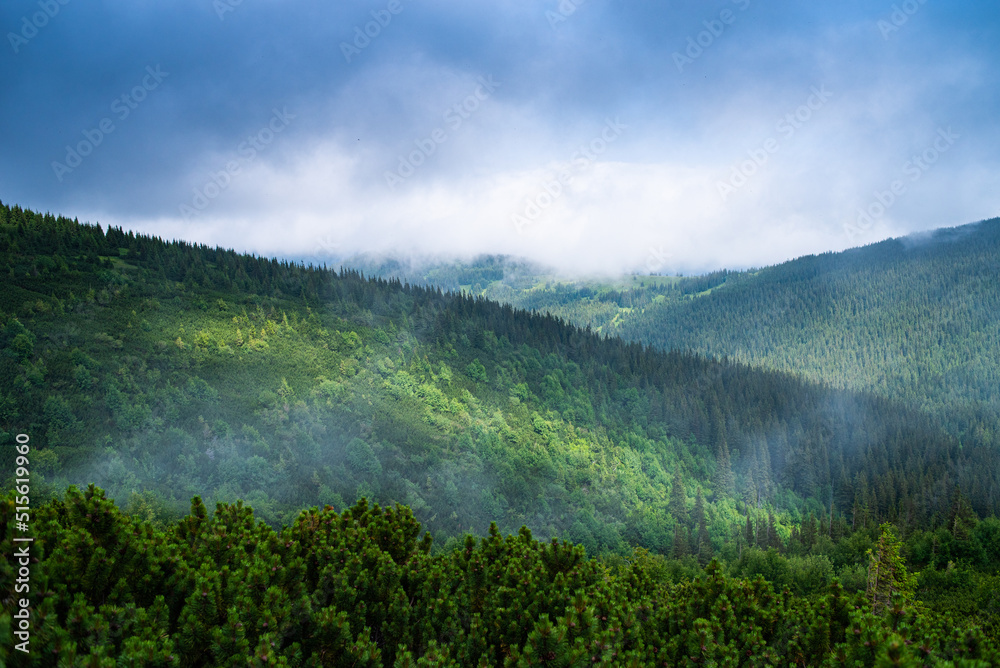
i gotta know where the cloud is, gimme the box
[1,0,998,275]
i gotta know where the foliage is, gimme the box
[866,523,916,615]
[0,200,999,662]
[1,487,997,666]
[4,201,996,550]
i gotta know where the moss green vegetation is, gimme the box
[2,488,998,666]
[1,201,999,663]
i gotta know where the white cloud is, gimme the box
[66,5,999,277]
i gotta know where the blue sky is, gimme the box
[1,0,997,274]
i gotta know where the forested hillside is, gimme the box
[342,253,681,334]
[2,201,1000,663]
[3,200,997,545]
[614,220,1000,440]
[379,221,1000,444]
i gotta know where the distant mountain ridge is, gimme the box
[349,218,1000,444]
[613,217,1000,440]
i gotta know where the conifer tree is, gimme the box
[802,512,817,550]
[669,468,687,526]
[671,523,689,559]
[947,486,977,540]
[767,510,781,551]
[712,412,735,496]
[866,523,916,615]
[693,491,712,564]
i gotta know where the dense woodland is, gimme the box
[393,221,1000,446]
[615,221,1000,441]
[1,201,999,664]
[2,488,998,666]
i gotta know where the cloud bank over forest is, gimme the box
[1,0,997,274]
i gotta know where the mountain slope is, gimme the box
[1,201,998,557]
[613,219,1000,439]
[360,220,1000,444]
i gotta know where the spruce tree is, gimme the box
[694,490,712,564]
[802,512,817,550]
[866,523,916,615]
[669,468,687,526]
[672,523,690,559]
[712,412,735,496]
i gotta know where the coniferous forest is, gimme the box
[380,219,1000,445]
[2,201,999,665]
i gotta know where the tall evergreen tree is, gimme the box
[766,511,781,551]
[801,512,817,550]
[947,486,978,540]
[713,422,735,497]
[866,523,916,615]
[671,523,689,559]
[694,490,712,564]
[670,467,688,526]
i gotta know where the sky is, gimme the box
[1,0,998,276]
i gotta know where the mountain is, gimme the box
[2,201,1000,663]
[2,200,998,543]
[344,252,683,335]
[612,219,1000,439]
[356,219,1000,445]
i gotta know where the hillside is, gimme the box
[341,253,681,334]
[2,200,999,544]
[357,220,1000,444]
[2,201,1000,664]
[610,220,1000,439]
